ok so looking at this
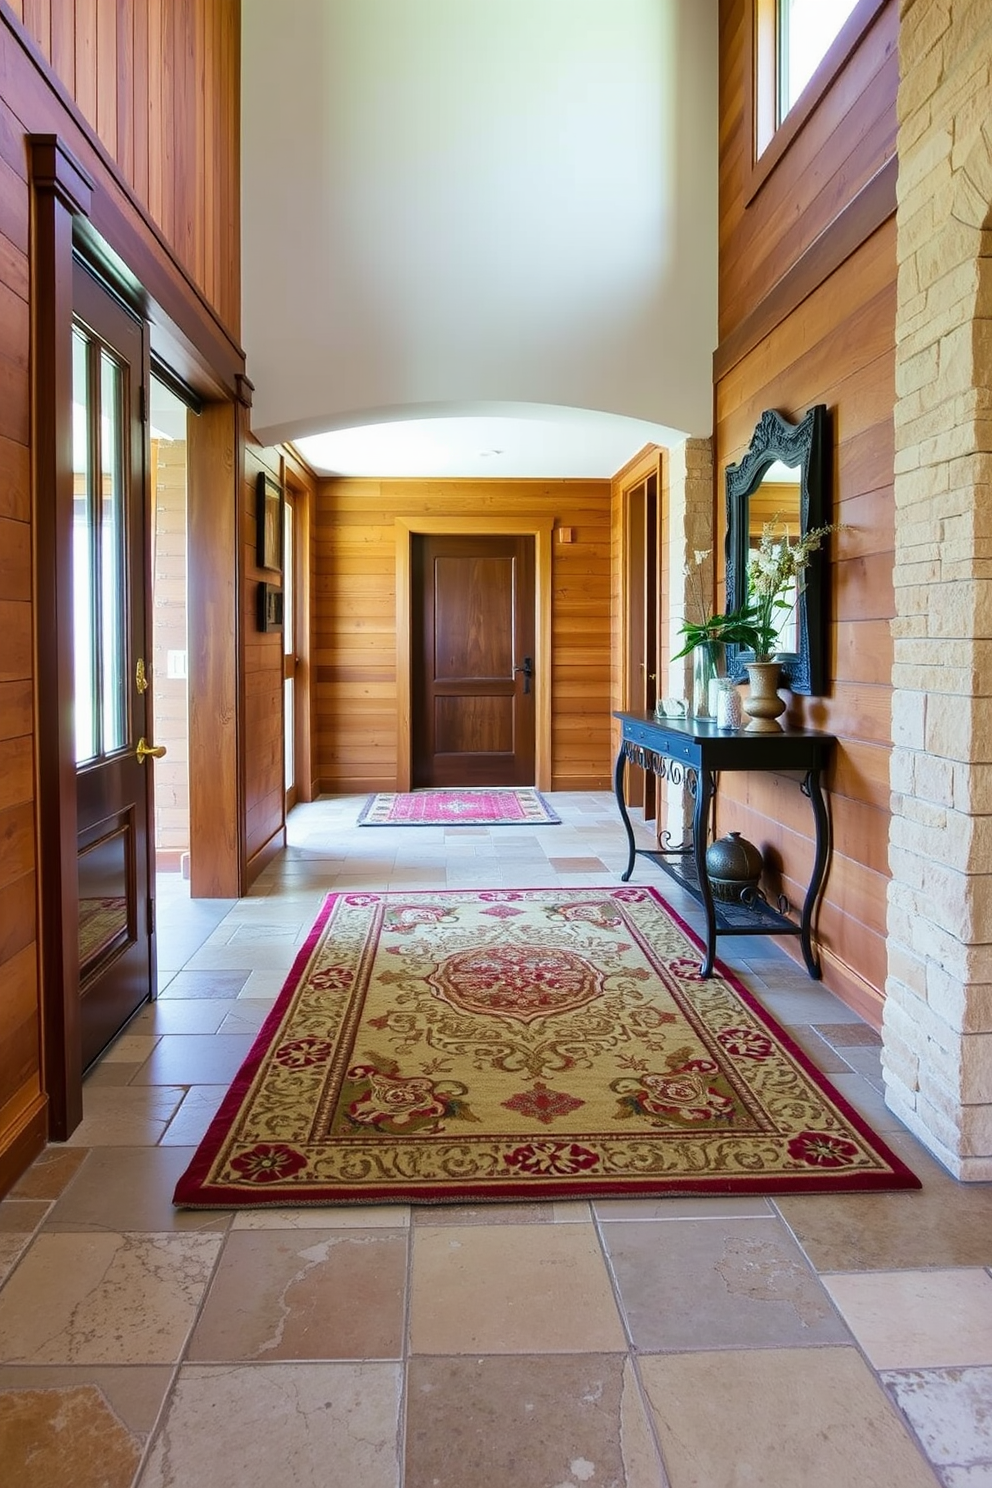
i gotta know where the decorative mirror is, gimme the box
[724,403,829,696]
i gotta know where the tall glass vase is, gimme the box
[691,642,722,720]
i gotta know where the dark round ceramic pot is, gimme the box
[704,831,763,902]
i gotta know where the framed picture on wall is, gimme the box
[258,581,284,632]
[256,471,283,573]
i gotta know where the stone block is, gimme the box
[899,0,950,71]
[952,760,992,814]
[890,746,917,794]
[887,942,930,999]
[959,1033,992,1102]
[891,689,927,749]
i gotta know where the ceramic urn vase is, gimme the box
[704,831,763,903]
[743,659,787,732]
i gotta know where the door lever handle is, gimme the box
[514,656,533,694]
[136,737,167,764]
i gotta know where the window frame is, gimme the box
[744,0,887,203]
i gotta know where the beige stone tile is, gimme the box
[405,1354,663,1488]
[0,1235,30,1287]
[136,1363,402,1488]
[0,1382,142,1488]
[100,1033,161,1064]
[594,1195,771,1220]
[10,1147,88,1201]
[63,1086,186,1146]
[0,1364,171,1433]
[129,999,240,1035]
[822,1269,992,1370]
[83,1062,145,1087]
[774,1154,992,1271]
[410,1202,556,1227]
[639,1347,941,1488]
[43,1147,229,1233]
[128,1034,255,1086]
[0,1232,221,1364]
[187,1228,407,1361]
[232,1204,410,1229]
[0,1199,49,1233]
[157,970,250,999]
[602,1217,851,1351]
[158,1086,228,1147]
[216,999,274,1035]
[882,1366,992,1480]
[409,1223,626,1353]
[238,968,292,999]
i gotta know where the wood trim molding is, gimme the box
[744,0,888,205]
[394,516,554,793]
[714,153,897,382]
[30,133,90,1139]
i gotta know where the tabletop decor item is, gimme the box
[705,831,763,902]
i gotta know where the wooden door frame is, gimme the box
[395,516,553,792]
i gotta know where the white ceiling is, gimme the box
[241,1,719,480]
[291,407,685,479]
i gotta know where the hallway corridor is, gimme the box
[1,794,991,1486]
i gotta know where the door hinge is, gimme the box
[148,896,155,935]
[139,383,148,424]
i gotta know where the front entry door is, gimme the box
[72,262,157,1070]
[412,534,535,787]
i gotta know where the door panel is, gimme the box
[413,535,535,787]
[72,261,156,1071]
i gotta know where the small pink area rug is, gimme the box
[357,788,561,826]
[173,886,919,1208]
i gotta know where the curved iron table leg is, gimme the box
[693,765,716,976]
[799,767,831,979]
[615,744,637,882]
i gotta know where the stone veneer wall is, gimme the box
[666,438,715,833]
[885,0,992,1177]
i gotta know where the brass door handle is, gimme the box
[136,737,167,764]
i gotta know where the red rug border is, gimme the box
[173,887,921,1207]
[356,788,562,826]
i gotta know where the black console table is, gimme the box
[613,711,835,979]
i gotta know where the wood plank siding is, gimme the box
[715,0,898,1022]
[0,3,240,1187]
[314,480,614,795]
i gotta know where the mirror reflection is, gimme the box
[747,459,801,656]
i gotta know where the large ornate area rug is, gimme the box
[357,788,561,826]
[173,887,919,1207]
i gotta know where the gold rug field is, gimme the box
[174,887,919,1206]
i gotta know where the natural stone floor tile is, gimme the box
[0,1365,172,1488]
[187,1228,407,1361]
[0,1235,31,1288]
[84,1062,146,1087]
[232,1204,410,1230]
[99,1033,161,1064]
[156,970,250,1000]
[640,1348,940,1488]
[601,1217,851,1351]
[43,1146,229,1234]
[158,1086,228,1147]
[0,1232,221,1363]
[404,1353,663,1488]
[546,856,608,871]
[783,1024,852,1074]
[63,1086,186,1146]
[216,999,275,1035]
[820,1072,907,1132]
[10,1147,88,1201]
[410,1202,556,1227]
[127,1034,255,1086]
[822,1270,992,1370]
[0,1199,50,1233]
[594,1195,772,1221]
[815,1021,883,1047]
[774,1156,992,1271]
[136,1363,402,1488]
[410,1223,627,1354]
[130,999,240,1035]
[238,969,292,999]
[883,1366,992,1483]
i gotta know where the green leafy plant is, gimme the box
[672,548,761,661]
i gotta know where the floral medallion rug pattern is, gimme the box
[356,788,561,826]
[173,887,919,1207]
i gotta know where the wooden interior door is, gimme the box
[72,261,157,1071]
[412,534,535,787]
[624,471,660,814]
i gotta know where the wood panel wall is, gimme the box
[314,480,614,794]
[6,0,241,335]
[715,0,898,1022]
[0,5,241,1189]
